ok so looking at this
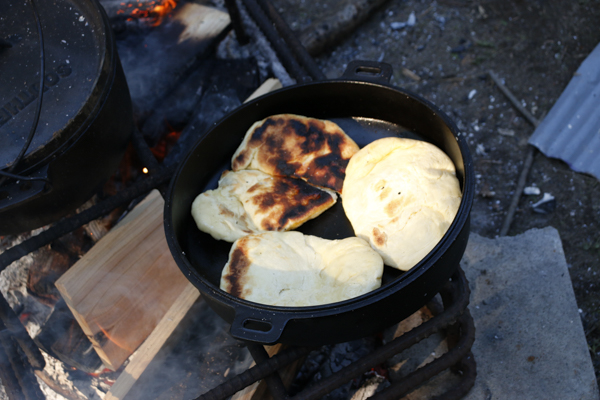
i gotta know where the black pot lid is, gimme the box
[0,0,106,173]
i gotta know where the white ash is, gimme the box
[0,233,108,399]
[523,186,541,195]
[39,351,105,400]
[0,230,53,338]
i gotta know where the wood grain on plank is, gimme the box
[56,190,189,371]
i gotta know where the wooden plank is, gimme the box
[56,190,190,371]
[104,283,200,400]
[243,78,283,103]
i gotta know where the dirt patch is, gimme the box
[274,0,600,383]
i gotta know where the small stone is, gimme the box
[523,186,541,195]
[390,21,407,30]
[532,193,556,214]
[498,128,515,136]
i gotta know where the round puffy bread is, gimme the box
[192,170,336,242]
[231,114,359,193]
[342,137,461,271]
[220,231,384,307]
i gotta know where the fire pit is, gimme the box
[0,0,478,398]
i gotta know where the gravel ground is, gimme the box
[272,0,600,384]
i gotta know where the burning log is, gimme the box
[100,0,178,24]
[140,56,260,147]
[34,299,103,373]
[26,228,92,308]
[0,319,45,400]
[117,1,231,121]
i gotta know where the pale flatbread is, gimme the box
[192,170,336,242]
[220,231,383,306]
[231,114,359,193]
[342,137,461,271]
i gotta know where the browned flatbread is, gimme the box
[220,231,383,306]
[191,170,336,242]
[231,114,359,193]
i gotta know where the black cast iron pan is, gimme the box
[165,61,474,346]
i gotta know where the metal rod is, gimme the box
[0,332,26,399]
[255,0,326,81]
[0,295,45,371]
[241,0,310,82]
[193,346,312,400]
[432,352,477,400]
[368,312,475,400]
[247,344,289,399]
[224,0,250,45]
[0,323,45,400]
[132,127,160,174]
[0,166,175,271]
[288,269,472,400]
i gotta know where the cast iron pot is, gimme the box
[165,61,474,346]
[0,0,133,235]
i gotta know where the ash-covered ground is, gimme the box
[271,0,600,384]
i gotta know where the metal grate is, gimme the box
[195,267,475,400]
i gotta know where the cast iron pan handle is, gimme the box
[230,309,289,344]
[341,60,393,85]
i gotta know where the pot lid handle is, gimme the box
[340,60,393,85]
[229,310,289,344]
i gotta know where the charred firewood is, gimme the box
[34,299,103,373]
[117,1,231,122]
[26,228,92,307]
[140,56,259,147]
[0,319,45,400]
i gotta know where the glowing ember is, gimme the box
[117,0,178,26]
[150,129,182,162]
[95,321,135,354]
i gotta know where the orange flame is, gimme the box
[126,0,178,26]
[150,129,182,162]
[95,321,135,353]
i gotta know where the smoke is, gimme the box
[123,299,254,399]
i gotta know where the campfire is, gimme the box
[0,0,476,399]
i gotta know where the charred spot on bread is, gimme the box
[232,114,359,193]
[218,205,235,218]
[372,227,386,247]
[251,176,336,230]
[223,239,253,298]
[220,232,384,306]
[192,170,336,242]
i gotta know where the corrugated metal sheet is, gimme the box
[528,42,600,181]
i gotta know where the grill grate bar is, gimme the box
[194,268,475,400]
[286,268,474,400]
